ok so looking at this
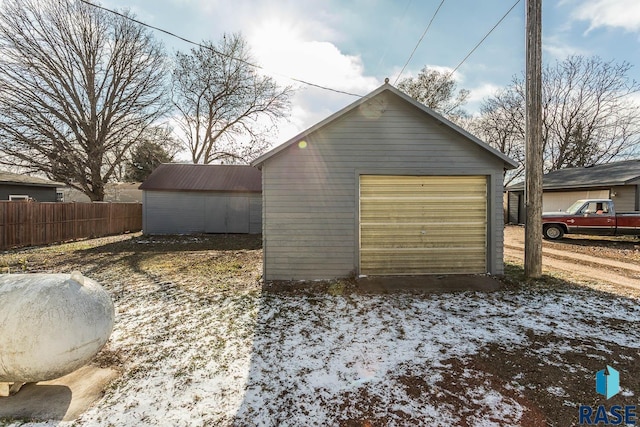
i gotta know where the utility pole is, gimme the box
[524,0,543,278]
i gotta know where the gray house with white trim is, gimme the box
[140,164,262,234]
[251,84,517,281]
[0,171,62,202]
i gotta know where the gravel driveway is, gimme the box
[504,225,640,294]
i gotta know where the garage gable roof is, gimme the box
[507,159,640,191]
[0,170,62,187]
[251,83,518,169]
[139,164,261,193]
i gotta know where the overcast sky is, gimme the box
[100,0,640,147]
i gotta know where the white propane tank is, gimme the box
[0,272,114,383]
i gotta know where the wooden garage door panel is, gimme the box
[360,205,486,222]
[359,175,487,275]
[360,176,486,197]
[360,224,486,248]
[360,249,487,275]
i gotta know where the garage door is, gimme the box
[543,190,609,213]
[359,175,487,275]
[205,195,249,233]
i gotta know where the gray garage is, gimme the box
[251,84,517,281]
[140,164,261,234]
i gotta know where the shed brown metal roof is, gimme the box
[139,164,261,193]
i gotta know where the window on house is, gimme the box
[8,195,29,201]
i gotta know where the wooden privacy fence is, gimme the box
[0,202,142,250]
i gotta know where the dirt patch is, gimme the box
[474,334,640,427]
[505,225,640,265]
[263,274,502,296]
[504,225,640,294]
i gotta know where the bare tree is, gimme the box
[172,33,292,164]
[470,86,526,186]
[0,0,168,200]
[111,124,181,182]
[397,66,470,122]
[476,56,640,181]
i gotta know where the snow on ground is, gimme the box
[7,281,640,426]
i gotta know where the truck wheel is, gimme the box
[543,224,564,240]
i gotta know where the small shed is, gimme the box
[506,160,640,224]
[252,84,517,281]
[139,164,262,234]
[0,171,62,202]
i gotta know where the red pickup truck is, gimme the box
[542,199,640,240]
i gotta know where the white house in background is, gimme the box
[61,182,143,203]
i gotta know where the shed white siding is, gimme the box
[261,91,506,280]
[143,191,205,234]
[143,191,261,234]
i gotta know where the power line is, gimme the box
[443,0,522,114]
[77,0,364,98]
[80,0,521,104]
[394,0,446,85]
[445,0,521,93]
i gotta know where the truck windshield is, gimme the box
[566,200,586,214]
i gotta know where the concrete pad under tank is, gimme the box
[0,272,114,385]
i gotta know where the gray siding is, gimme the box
[249,196,262,234]
[611,185,637,212]
[0,184,57,202]
[143,191,206,234]
[262,92,506,280]
[507,191,520,224]
[143,191,261,234]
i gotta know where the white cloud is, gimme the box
[463,83,502,116]
[389,64,464,86]
[542,35,591,59]
[248,19,378,95]
[570,0,640,33]
[467,83,500,105]
[626,91,640,107]
[107,1,382,146]
[246,16,380,142]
